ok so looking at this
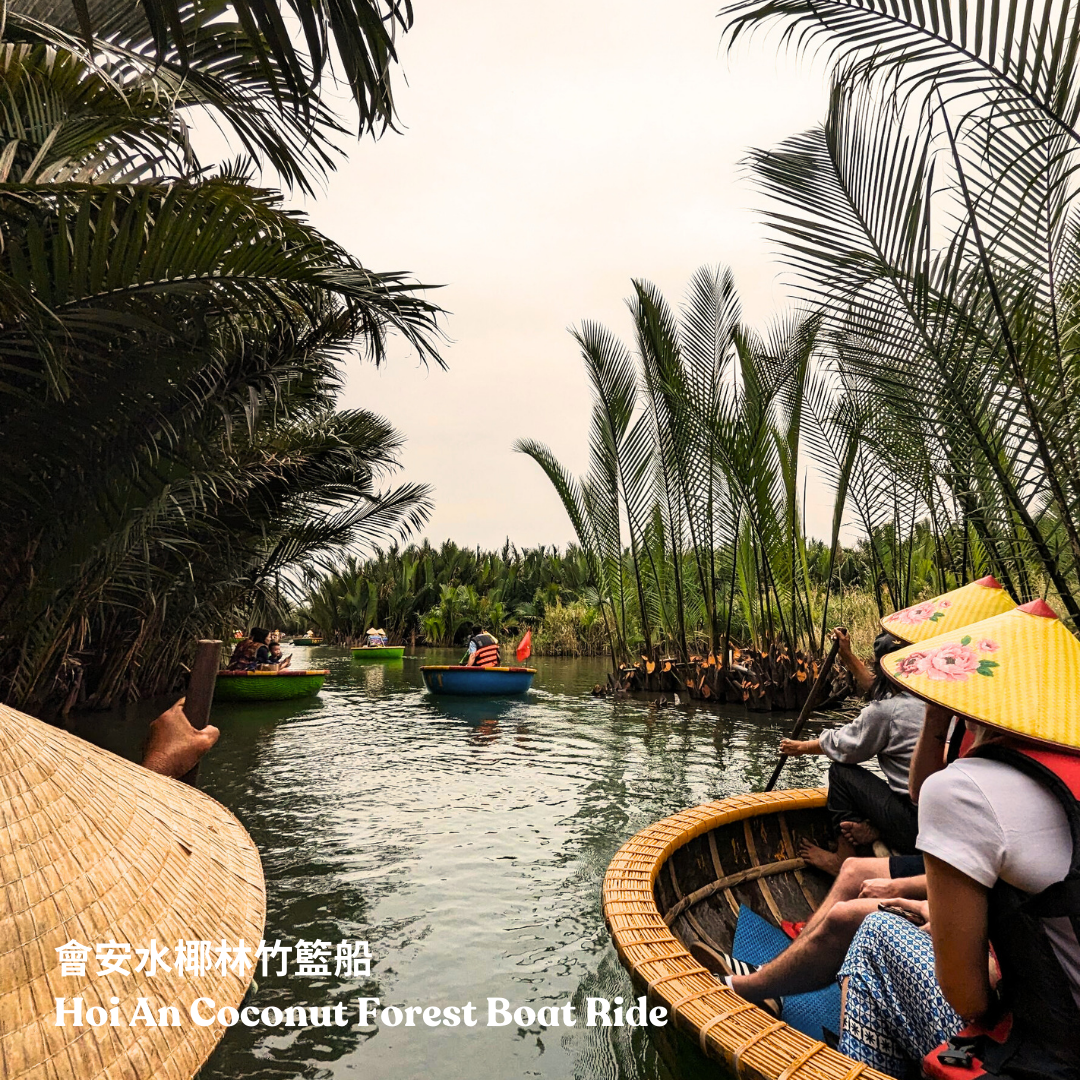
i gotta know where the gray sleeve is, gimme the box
[818,701,892,764]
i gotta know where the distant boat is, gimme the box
[351,645,405,660]
[291,637,323,646]
[420,665,536,696]
[216,669,329,701]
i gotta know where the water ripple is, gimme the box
[189,647,830,1080]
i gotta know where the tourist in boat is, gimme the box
[834,600,1080,1079]
[267,642,291,670]
[780,627,924,870]
[464,625,501,667]
[227,627,271,670]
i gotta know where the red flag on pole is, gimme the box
[516,629,532,662]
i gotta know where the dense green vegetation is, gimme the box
[0,1,439,713]
[296,533,942,659]
[298,541,606,655]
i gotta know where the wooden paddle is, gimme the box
[180,638,221,787]
[764,632,843,792]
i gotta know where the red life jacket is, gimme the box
[922,741,1080,1080]
[470,634,501,669]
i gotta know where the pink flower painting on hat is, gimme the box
[892,597,952,625]
[892,635,999,682]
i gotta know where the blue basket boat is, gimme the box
[420,665,536,696]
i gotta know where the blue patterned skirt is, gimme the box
[838,911,962,1078]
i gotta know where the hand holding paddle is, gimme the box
[764,630,843,792]
[178,639,221,786]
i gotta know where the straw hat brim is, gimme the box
[880,575,1016,644]
[0,703,265,1079]
[882,600,1080,750]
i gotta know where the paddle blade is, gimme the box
[516,630,532,662]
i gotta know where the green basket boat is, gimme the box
[351,645,405,660]
[291,637,323,646]
[215,669,329,701]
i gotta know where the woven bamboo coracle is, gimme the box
[0,703,265,1079]
[214,669,328,701]
[602,788,890,1080]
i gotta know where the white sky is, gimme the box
[207,2,836,550]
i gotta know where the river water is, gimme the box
[78,646,833,1080]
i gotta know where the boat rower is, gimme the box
[464,625,501,668]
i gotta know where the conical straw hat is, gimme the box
[882,599,1080,749]
[881,575,1016,643]
[0,703,265,1079]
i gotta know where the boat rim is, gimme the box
[602,786,890,1080]
[419,665,537,673]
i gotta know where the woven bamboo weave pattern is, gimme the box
[0,703,266,1080]
[602,789,890,1080]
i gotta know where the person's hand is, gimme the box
[830,626,853,656]
[859,877,898,899]
[780,738,805,756]
[880,897,931,931]
[141,697,219,779]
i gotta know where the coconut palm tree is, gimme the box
[0,6,444,710]
[10,0,415,191]
[723,0,1080,622]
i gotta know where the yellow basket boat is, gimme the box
[602,787,889,1080]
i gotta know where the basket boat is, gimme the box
[351,645,405,660]
[215,669,329,701]
[420,665,536,696]
[291,637,323,646]
[602,787,890,1080]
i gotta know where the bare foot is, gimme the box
[798,838,843,876]
[840,820,880,846]
[141,698,219,779]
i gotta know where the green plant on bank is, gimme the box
[0,1,442,713]
[516,270,970,669]
[296,540,599,651]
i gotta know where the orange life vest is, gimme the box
[468,633,501,668]
[471,644,501,668]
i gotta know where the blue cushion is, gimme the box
[732,904,841,1041]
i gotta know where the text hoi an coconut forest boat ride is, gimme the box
[352,645,405,660]
[420,665,536,696]
[603,786,896,1080]
[215,668,329,701]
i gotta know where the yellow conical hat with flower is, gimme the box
[881,575,1017,643]
[882,598,1080,749]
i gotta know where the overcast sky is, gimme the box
[213,3,835,550]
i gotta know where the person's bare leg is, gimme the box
[793,857,889,938]
[730,898,881,1002]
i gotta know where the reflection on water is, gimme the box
[74,647,832,1080]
